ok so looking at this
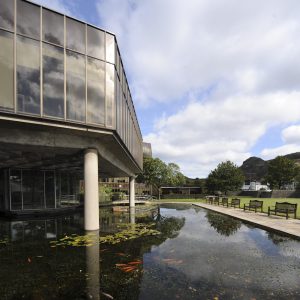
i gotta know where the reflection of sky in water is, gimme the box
[140,205,300,298]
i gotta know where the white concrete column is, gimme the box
[84,149,99,231]
[129,176,135,207]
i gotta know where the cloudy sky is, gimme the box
[35,0,300,178]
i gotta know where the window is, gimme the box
[17,0,40,39]
[43,44,64,118]
[0,30,14,111]
[17,36,40,115]
[43,9,64,46]
[87,57,105,124]
[87,26,104,60]
[0,0,14,31]
[106,33,115,64]
[66,18,85,53]
[22,170,44,209]
[66,50,86,122]
[10,170,22,210]
[106,63,115,127]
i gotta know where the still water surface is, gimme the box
[0,204,300,300]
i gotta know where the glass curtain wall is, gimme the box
[8,169,81,211]
[0,0,143,168]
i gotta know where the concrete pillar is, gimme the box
[84,149,99,231]
[130,207,136,224]
[129,176,135,207]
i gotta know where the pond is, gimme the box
[0,204,300,299]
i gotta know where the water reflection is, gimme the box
[0,205,299,299]
[206,211,241,236]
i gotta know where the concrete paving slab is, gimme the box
[192,203,300,239]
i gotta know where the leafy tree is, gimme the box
[266,156,299,189]
[206,161,245,194]
[137,158,186,199]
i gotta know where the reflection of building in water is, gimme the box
[0,0,143,227]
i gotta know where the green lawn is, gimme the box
[154,197,300,219]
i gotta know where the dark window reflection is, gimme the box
[42,9,64,46]
[87,57,105,124]
[10,170,22,210]
[0,0,14,31]
[106,33,115,64]
[17,36,40,115]
[17,0,40,39]
[22,170,44,209]
[45,172,55,208]
[106,63,115,127]
[43,44,64,118]
[66,18,85,53]
[0,30,14,111]
[87,26,104,60]
[66,50,86,122]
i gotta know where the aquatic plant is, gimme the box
[50,223,161,248]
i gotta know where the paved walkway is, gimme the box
[192,202,300,239]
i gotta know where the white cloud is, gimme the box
[96,0,300,176]
[282,125,300,144]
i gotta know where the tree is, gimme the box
[206,161,245,194]
[266,156,299,189]
[137,158,186,199]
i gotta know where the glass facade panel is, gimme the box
[42,9,64,46]
[106,33,115,64]
[22,170,44,209]
[87,26,104,60]
[0,0,14,31]
[43,44,64,118]
[66,18,85,53]
[66,50,86,122]
[0,30,14,111]
[17,36,40,115]
[106,63,115,127]
[87,57,105,124]
[45,171,55,208]
[17,0,40,39]
[10,170,22,210]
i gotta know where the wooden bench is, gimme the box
[206,196,215,204]
[229,198,240,208]
[213,196,220,205]
[268,202,297,219]
[244,200,263,213]
[221,197,229,207]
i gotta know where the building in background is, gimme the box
[0,0,143,225]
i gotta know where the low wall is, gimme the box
[161,194,203,199]
[239,190,300,198]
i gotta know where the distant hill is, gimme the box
[239,152,300,181]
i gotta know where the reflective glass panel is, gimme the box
[0,0,14,31]
[66,50,85,122]
[87,57,105,124]
[10,170,22,210]
[45,171,55,208]
[22,170,44,209]
[42,9,64,46]
[17,36,40,115]
[106,33,115,64]
[43,44,64,118]
[0,30,14,111]
[17,0,40,39]
[106,63,115,127]
[87,26,104,60]
[66,18,85,53]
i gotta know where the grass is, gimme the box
[153,196,300,219]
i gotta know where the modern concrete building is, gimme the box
[0,0,143,229]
